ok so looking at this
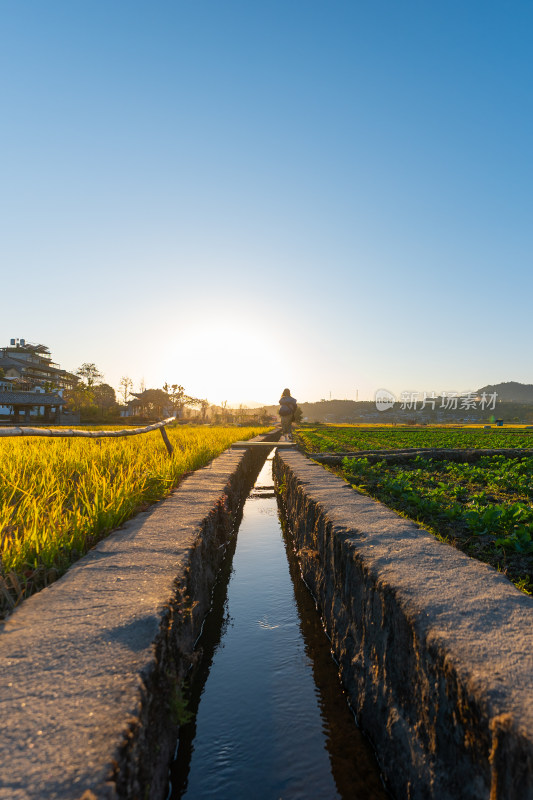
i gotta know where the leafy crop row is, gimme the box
[0,425,269,614]
[340,454,533,594]
[296,425,533,453]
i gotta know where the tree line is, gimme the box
[63,364,273,425]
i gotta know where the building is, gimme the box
[0,338,78,390]
[0,339,78,423]
[122,389,174,419]
[0,388,65,423]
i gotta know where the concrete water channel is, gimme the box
[1,431,531,799]
[167,455,388,799]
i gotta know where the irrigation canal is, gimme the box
[167,455,388,799]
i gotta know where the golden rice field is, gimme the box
[0,425,270,615]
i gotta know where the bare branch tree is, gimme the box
[119,376,133,405]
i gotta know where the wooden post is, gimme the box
[159,426,174,457]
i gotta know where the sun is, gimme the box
[159,322,290,406]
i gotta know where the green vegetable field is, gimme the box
[296,424,533,452]
[294,425,533,594]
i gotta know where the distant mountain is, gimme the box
[477,381,533,404]
[263,383,533,424]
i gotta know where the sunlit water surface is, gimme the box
[168,457,388,800]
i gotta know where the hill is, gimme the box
[265,381,533,424]
[477,381,533,404]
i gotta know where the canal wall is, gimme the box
[0,431,279,800]
[273,450,533,800]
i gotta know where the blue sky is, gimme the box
[1,1,532,405]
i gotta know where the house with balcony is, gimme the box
[0,338,78,390]
[0,339,78,423]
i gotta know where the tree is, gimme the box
[63,385,95,414]
[132,389,174,419]
[163,383,184,415]
[119,376,133,405]
[200,399,209,421]
[219,400,227,423]
[163,383,202,418]
[93,383,117,417]
[76,363,103,387]
[259,406,272,425]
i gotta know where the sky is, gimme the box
[1,1,532,406]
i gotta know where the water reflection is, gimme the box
[168,457,388,800]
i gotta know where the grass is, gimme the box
[293,425,533,594]
[0,424,270,615]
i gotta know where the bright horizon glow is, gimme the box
[155,320,292,406]
[1,1,532,406]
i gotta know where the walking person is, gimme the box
[278,388,297,441]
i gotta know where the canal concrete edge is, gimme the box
[273,450,533,800]
[0,430,279,800]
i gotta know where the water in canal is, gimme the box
[168,455,388,800]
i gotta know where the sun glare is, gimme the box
[161,323,289,406]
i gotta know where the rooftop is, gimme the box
[0,391,65,406]
[3,340,51,356]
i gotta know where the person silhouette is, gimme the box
[278,388,297,441]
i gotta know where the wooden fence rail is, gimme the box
[0,416,177,456]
